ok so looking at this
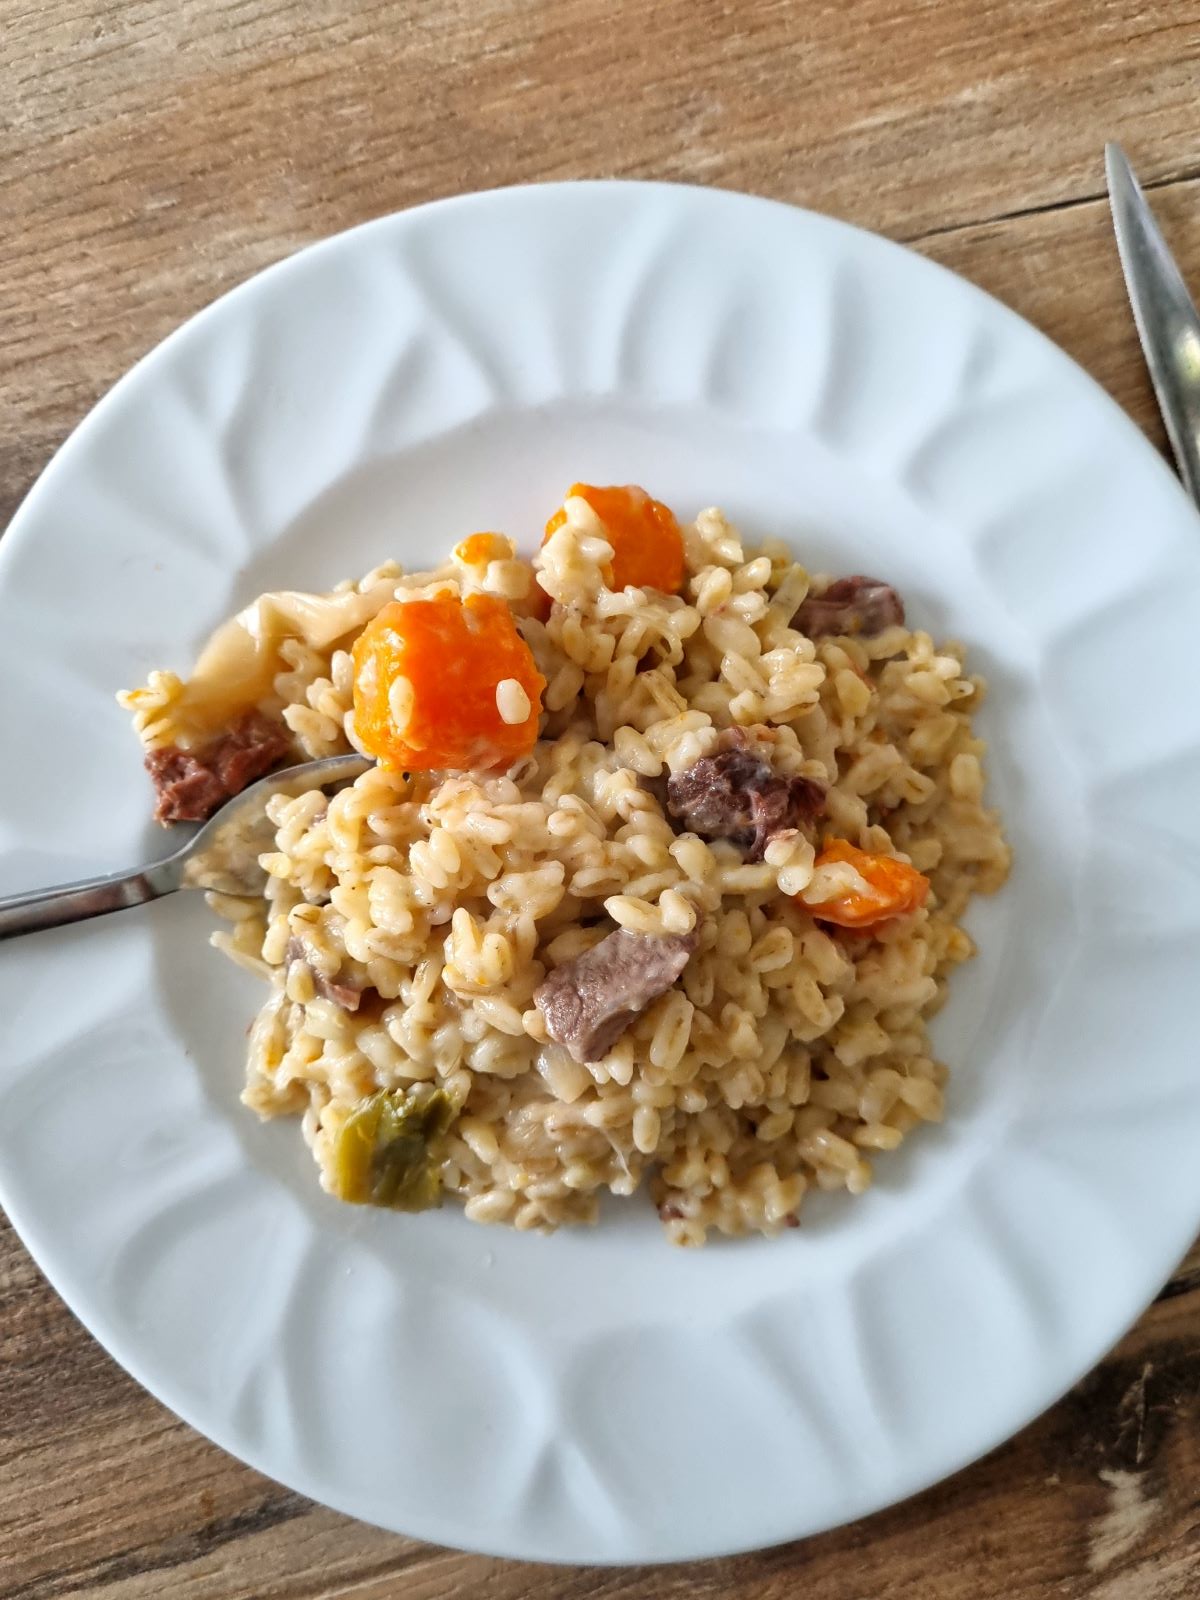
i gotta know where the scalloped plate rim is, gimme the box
[2,180,1200,1564]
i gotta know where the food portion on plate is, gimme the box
[120,485,1010,1243]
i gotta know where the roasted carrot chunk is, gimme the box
[543,483,685,595]
[351,592,545,772]
[800,838,929,929]
[453,532,509,566]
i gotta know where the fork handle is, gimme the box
[0,861,181,940]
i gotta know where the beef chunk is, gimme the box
[534,927,699,1064]
[284,937,367,1011]
[666,730,825,859]
[793,576,904,639]
[145,751,226,825]
[146,709,292,824]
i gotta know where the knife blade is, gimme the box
[1105,141,1200,507]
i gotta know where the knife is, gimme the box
[1105,141,1200,506]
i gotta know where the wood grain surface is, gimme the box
[3,1,1199,1594]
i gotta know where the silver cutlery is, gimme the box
[1105,141,1200,503]
[0,752,371,940]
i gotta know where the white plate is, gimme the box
[3,182,1200,1564]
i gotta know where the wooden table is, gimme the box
[4,2,1200,1594]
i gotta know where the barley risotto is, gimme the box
[120,485,1009,1244]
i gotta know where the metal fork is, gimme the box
[0,753,371,940]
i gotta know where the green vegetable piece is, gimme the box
[332,1084,456,1210]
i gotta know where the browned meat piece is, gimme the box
[210,710,292,794]
[284,937,367,1011]
[534,927,700,1064]
[144,750,226,824]
[145,709,292,824]
[666,730,825,859]
[793,576,904,639]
